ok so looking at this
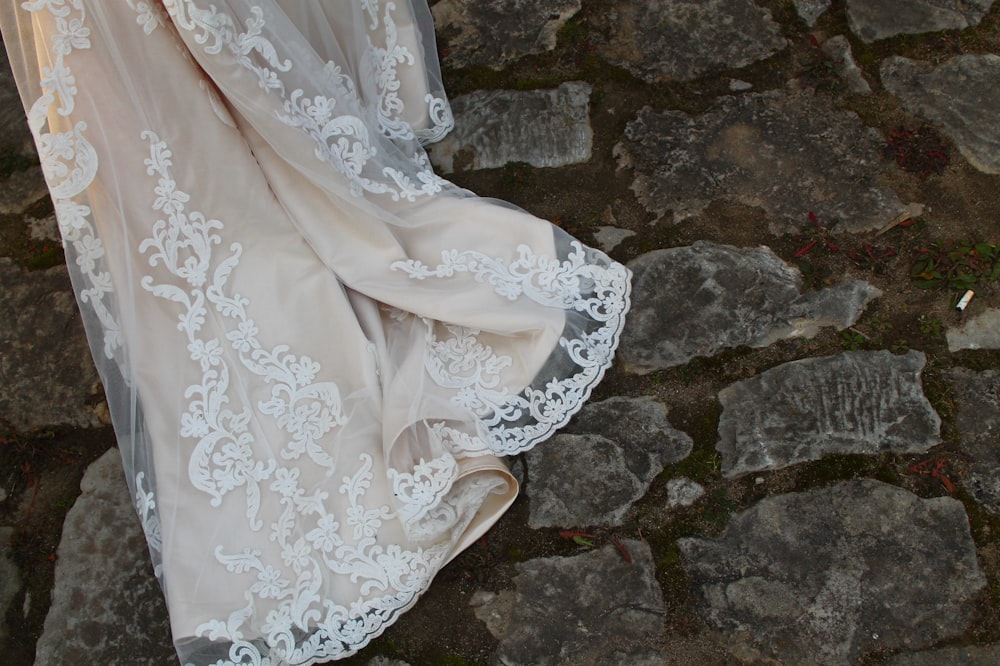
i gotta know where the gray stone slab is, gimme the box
[822,35,872,95]
[948,308,1000,351]
[678,479,987,666]
[794,0,831,26]
[432,0,580,70]
[592,226,635,252]
[620,242,881,374]
[562,395,694,466]
[525,396,691,527]
[471,540,664,665]
[949,368,1000,512]
[35,448,174,665]
[0,258,102,432]
[0,165,48,214]
[847,0,996,43]
[596,0,786,83]
[717,350,941,478]
[0,45,34,153]
[615,91,911,233]
[427,82,592,173]
[666,477,705,508]
[885,643,1000,666]
[882,55,1000,174]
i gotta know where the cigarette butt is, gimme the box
[957,290,974,311]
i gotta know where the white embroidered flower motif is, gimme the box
[289,355,320,387]
[127,0,165,34]
[305,514,343,553]
[188,338,223,371]
[152,174,190,216]
[281,537,312,572]
[73,233,104,273]
[253,566,288,600]
[346,504,384,540]
[376,545,423,591]
[269,467,301,499]
[226,318,259,353]
[51,16,90,56]
[37,129,76,181]
[54,200,90,233]
[180,407,210,439]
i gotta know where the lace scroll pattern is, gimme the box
[136,131,470,664]
[24,0,122,360]
[393,241,633,456]
[164,0,451,201]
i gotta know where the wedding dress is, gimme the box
[1,1,630,664]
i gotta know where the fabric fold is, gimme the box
[0,1,631,664]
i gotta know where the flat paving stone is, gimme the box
[794,0,831,26]
[35,448,174,665]
[678,479,987,666]
[948,307,1000,351]
[620,242,881,374]
[432,0,580,70]
[0,258,103,432]
[526,396,691,527]
[949,368,1000,512]
[595,0,786,83]
[881,54,1000,174]
[0,46,34,153]
[822,35,872,95]
[592,225,635,252]
[615,91,912,233]
[471,540,664,666]
[666,477,705,508]
[847,0,996,43]
[0,165,48,214]
[717,350,941,478]
[427,82,592,173]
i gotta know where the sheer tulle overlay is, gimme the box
[1,1,630,663]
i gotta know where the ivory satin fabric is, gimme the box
[1,2,630,663]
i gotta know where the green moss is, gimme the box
[701,486,738,528]
[556,18,587,47]
[669,446,720,484]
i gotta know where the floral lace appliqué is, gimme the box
[164,0,449,201]
[24,0,122,359]
[393,241,632,455]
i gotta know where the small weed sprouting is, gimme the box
[797,35,841,92]
[845,242,897,272]
[794,211,841,258]
[910,239,1000,294]
[840,329,867,351]
[918,315,944,339]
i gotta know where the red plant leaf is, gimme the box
[795,239,818,257]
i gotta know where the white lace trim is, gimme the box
[393,241,632,455]
[135,131,470,664]
[24,0,122,360]
[133,471,164,579]
[164,0,450,201]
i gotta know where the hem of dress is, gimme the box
[489,263,634,457]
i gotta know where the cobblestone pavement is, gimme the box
[2,1,1000,664]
